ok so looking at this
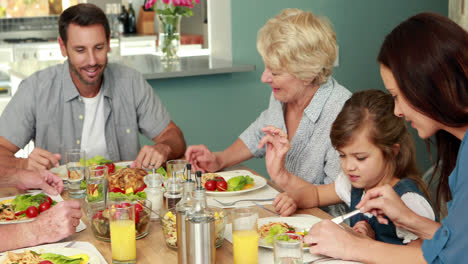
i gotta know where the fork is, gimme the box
[213,198,274,206]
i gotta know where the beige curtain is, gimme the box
[449,0,468,30]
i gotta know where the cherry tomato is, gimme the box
[39,201,51,212]
[46,196,53,204]
[25,206,39,218]
[95,165,106,176]
[105,163,115,174]
[134,203,144,214]
[135,212,140,224]
[93,210,103,220]
[215,176,226,182]
[205,180,217,191]
[216,180,227,191]
[121,202,131,208]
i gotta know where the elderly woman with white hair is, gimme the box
[186,8,351,214]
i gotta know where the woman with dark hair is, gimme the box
[302,13,468,263]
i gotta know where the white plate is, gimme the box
[0,247,100,264]
[0,192,61,224]
[257,216,322,250]
[204,170,267,196]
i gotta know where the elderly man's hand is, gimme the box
[27,148,62,171]
[131,144,171,169]
[28,200,82,244]
[16,170,64,196]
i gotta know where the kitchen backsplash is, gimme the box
[0,16,58,33]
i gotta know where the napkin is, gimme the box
[207,184,279,208]
[224,223,361,264]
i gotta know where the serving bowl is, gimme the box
[88,199,152,241]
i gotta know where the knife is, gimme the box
[331,209,361,225]
[253,202,279,216]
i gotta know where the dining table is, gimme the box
[0,164,346,264]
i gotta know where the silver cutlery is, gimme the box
[64,241,77,248]
[213,197,274,207]
[252,201,279,216]
[331,209,361,225]
[137,199,161,218]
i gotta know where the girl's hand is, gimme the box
[273,192,297,216]
[353,220,375,240]
[356,184,414,227]
[304,219,361,260]
[258,126,290,186]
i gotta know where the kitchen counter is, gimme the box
[8,54,255,81]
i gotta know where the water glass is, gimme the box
[86,165,108,210]
[273,233,304,264]
[232,207,259,264]
[109,201,136,264]
[65,149,86,198]
[166,159,187,181]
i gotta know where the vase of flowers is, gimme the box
[144,0,200,62]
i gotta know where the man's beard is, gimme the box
[68,59,106,86]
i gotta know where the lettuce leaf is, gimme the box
[12,193,48,211]
[41,253,83,264]
[109,191,147,201]
[264,224,289,245]
[227,175,254,191]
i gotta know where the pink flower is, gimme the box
[194,0,200,3]
[162,0,170,4]
[144,0,156,10]
[172,0,181,6]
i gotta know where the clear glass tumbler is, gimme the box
[232,207,259,264]
[65,149,86,198]
[273,233,304,264]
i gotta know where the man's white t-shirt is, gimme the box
[80,89,109,159]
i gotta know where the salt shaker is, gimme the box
[176,163,196,264]
[144,173,164,220]
[185,171,216,264]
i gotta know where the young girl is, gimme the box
[264,89,435,245]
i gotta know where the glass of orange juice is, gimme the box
[109,201,136,264]
[232,207,259,264]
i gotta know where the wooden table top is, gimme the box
[0,165,335,263]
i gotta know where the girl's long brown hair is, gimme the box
[330,90,430,201]
[377,13,468,209]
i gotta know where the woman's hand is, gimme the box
[258,126,291,186]
[305,219,361,260]
[356,184,414,227]
[353,220,375,240]
[273,192,297,216]
[184,145,221,172]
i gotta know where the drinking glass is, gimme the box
[109,201,136,264]
[65,149,86,198]
[166,159,187,181]
[86,165,108,212]
[273,233,304,264]
[232,207,258,264]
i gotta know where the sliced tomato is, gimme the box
[110,187,125,194]
[134,184,147,193]
[105,163,115,174]
[15,210,26,216]
[46,196,53,204]
[39,261,54,264]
